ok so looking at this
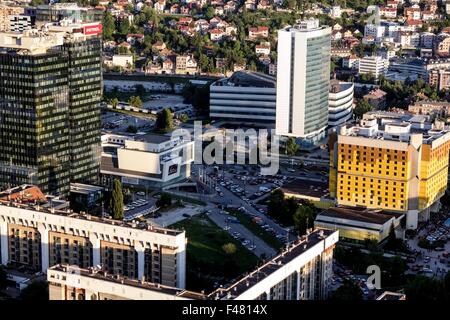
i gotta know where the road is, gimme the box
[206,204,276,258]
[147,204,203,227]
[405,224,450,278]
[215,181,290,240]
[147,201,276,258]
[192,164,331,244]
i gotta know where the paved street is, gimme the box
[147,204,203,227]
[406,223,450,278]
[206,205,277,258]
[147,201,277,258]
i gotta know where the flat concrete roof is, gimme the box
[317,206,400,225]
[280,178,329,199]
[134,133,172,144]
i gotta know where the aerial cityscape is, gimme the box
[1,0,450,306]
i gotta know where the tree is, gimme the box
[0,266,7,290]
[406,275,447,302]
[156,193,172,208]
[204,6,215,20]
[353,99,372,119]
[119,18,131,35]
[155,108,174,132]
[444,271,450,299]
[179,114,189,123]
[102,11,116,41]
[110,179,124,220]
[222,243,237,254]
[19,281,49,301]
[267,189,286,219]
[285,137,299,156]
[293,205,315,235]
[330,60,337,74]
[30,0,45,6]
[134,84,146,96]
[110,97,119,107]
[126,125,138,133]
[330,279,363,301]
[128,96,143,108]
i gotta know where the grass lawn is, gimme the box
[227,209,283,250]
[170,214,259,292]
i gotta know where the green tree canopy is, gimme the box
[204,6,215,20]
[128,96,143,108]
[330,279,363,301]
[156,193,172,208]
[406,275,447,302]
[110,179,124,220]
[155,108,174,133]
[354,99,372,119]
[119,18,131,35]
[222,243,237,255]
[293,205,315,236]
[19,281,49,301]
[102,11,116,41]
[110,97,119,107]
[285,137,299,156]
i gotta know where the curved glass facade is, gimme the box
[304,35,331,135]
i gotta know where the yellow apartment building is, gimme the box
[329,112,450,229]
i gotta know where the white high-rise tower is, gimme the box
[275,18,331,148]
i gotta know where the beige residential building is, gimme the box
[0,6,25,31]
[429,69,450,91]
[0,185,187,288]
[48,229,339,300]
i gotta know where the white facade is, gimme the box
[216,229,339,300]
[358,56,388,79]
[48,229,339,301]
[112,54,133,68]
[101,133,194,188]
[209,71,276,124]
[48,265,196,300]
[276,19,331,146]
[330,6,341,18]
[328,81,354,127]
[0,200,187,288]
[420,32,435,49]
[9,15,32,32]
[342,56,360,69]
[364,24,386,42]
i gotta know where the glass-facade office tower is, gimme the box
[65,37,102,185]
[0,50,71,195]
[275,19,331,148]
[0,29,102,196]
